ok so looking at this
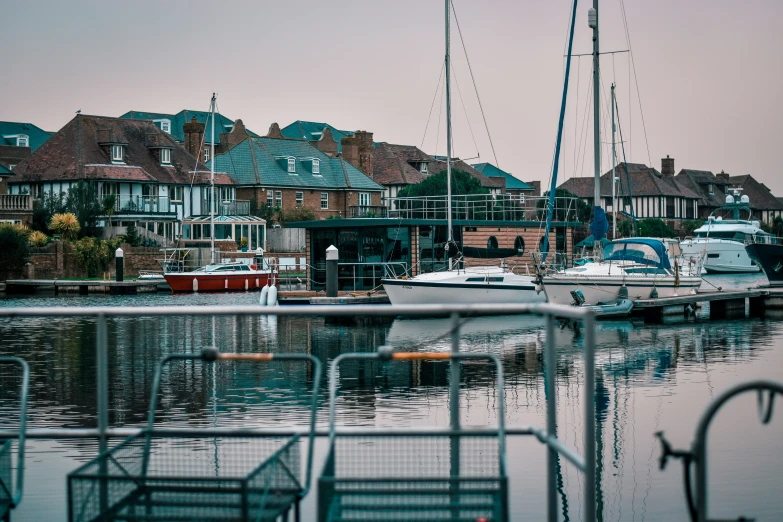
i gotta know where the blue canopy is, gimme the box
[602,238,671,270]
[576,235,612,249]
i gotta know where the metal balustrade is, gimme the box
[114,194,172,214]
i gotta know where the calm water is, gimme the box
[1,273,781,521]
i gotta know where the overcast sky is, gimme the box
[2,1,782,194]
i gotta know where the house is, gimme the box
[725,173,783,223]
[7,114,239,244]
[0,121,52,194]
[674,167,731,218]
[472,162,539,199]
[558,156,701,230]
[280,121,355,155]
[120,109,258,163]
[210,124,384,219]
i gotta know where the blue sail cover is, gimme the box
[590,206,609,241]
[603,239,672,270]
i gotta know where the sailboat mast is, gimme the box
[210,93,216,265]
[591,0,601,207]
[611,83,616,238]
[445,0,453,245]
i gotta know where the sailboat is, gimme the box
[381,0,545,306]
[539,1,702,305]
[163,94,274,293]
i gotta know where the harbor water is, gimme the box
[1,273,781,521]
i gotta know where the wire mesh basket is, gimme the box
[68,349,321,522]
[0,356,29,522]
[318,350,508,522]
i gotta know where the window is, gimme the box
[275,191,282,207]
[16,135,28,147]
[666,197,675,218]
[169,185,183,202]
[312,159,320,174]
[358,192,371,206]
[8,165,15,171]
[421,163,428,175]
[204,148,210,162]
[296,191,304,205]
[487,236,498,249]
[160,148,172,165]
[519,193,525,203]
[514,236,525,254]
[160,120,171,133]
[287,157,296,173]
[101,182,116,198]
[708,183,714,195]
[321,192,329,209]
[267,190,273,207]
[111,145,124,163]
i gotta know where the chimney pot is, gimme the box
[661,156,675,177]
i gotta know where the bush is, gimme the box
[123,222,142,247]
[637,218,676,238]
[277,206,316,226]
[0,224,30,280]
[73,237,122,277]
[29,231,50,247]
[50,213,81,240]
[680,220,703,236]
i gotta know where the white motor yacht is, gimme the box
[542,238,702,305]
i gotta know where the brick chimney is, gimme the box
[183,116,205,160]
[661,155,675,177]
[266,122,283,139]
[340,131,374,177]
[218,119,250,153]
[311,127,338,157]
[716,170,730,182]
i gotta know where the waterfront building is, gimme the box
[0,121,52,224]
[280,120,354,155]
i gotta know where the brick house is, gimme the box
[0,121,51,221]
[472,162,540,198]
[281,121,354,155]
[211,124,384,220]
[7,114,236,243]
[725,173,783,223]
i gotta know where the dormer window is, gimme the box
[111,144,125,163]
[287,157,296,173]
[708,183,714,195]
[160,120,170,134]
[16,135,28,147]
[204,148,210,162]
[160,148,172,165]
[312,159,320,174]
[421,163,428,175]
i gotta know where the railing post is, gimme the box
[449,311,461,519]
[545,313,558,522]
[96,313,109,514]
[584,312,597,522]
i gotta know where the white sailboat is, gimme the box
[539,1,702,305]
[382,0,544,306]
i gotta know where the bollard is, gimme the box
[115,247,124,282]
[325,245,338,297]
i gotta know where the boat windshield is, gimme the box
[602,240,671,270]
[695,231,747,241]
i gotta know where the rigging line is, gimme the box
[619,0,652,166]
[420,61,446,150]
[189,99,215,189]
[451,0,499,166]
[434,67,447,159]
[572,57,582,180]
[214,98,241,200]
[577,77,594,178]
[451,62,481,159]
[614,92,638,234]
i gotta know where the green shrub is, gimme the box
[0,224,31,280]
[50,212,81,240]
[123,222,142,247]
[73,237,121,277]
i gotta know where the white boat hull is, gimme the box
[680,238,760,273]
[543,275,702,305]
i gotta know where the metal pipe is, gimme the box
[532,428,586,471]
[592,0,601,208]
[584,311,597,522]
[545,313,558,522]
[96,314,108,455]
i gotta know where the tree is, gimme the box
[397,169,488,198]
[277,206,316,226]
[49,213,81,240]
[0,224,30,280]
[617,219,633,237]
[66,181,103,236]
[637,218,676,238]
[536,189,592,222]
[102,194,117,230]
[32,191,68,233]
[680,219,702,236]
[123,221,142,247]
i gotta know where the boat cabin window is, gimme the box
[466,277,485,282]
[695,231,746,241]
[465,276,504,283]
[623,267,669,275]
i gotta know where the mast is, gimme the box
[445,0,453,247]
[210,93,216,265]
[611,83,616,238]
[591,0,600,207]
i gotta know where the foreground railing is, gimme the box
[0,303,598,522]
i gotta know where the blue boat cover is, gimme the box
[602,238,671,269]
[590,207,609,241]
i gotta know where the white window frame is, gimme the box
[275,191,282,207]
[169,185,182,202]
[111,145,124,163]
[160,120,171,134]
[321,192,329,210]
[359,192,371,206]
[296,191,304,205]
[16,135,28,147]
[267,191,273,207]
[160,148,172,165]
[9,164,15,171]
[312,159,320,174]
[287,157,296,173]
[204,148,210,162]
[421,162,428,175]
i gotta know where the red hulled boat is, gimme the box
[164,262,274,292]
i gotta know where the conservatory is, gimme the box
[180,215,266,251]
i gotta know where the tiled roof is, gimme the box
[727,174,783,211]
[280,121,354,153]
[120,110,258,145]
[0,121,51,151]
[9,115,218,185]
[472,162,534,190]
[0,164,11,175]
[211,137,383,191]
[558,162,701,199]
[675,169,728,208]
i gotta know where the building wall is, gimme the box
[461,226,566,269]
[237,187,382,219]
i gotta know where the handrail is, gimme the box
[0,356,29,508]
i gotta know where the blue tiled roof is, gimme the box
[0,164,11,175]
[210,137,382,191]
[472,162,534,190]
[0,121,51,151]
[280,121,354,153]
[119,110,258,145]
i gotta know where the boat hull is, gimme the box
[680,238,759,273]
[745,243,783,285]
[382,278,546,305]
[542,276,702,305]
[164,272,273,292]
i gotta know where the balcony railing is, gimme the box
[349,205,388,218]
[114,195,172,214]
[386,194,587,222]
[197,199,251,216]
[0,194,33,212]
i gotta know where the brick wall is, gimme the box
[238,187,382,219]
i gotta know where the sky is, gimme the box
[2,0,782,194]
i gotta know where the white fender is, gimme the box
[224,278,228,289]
[244,279,249,291]
[259,284,269,306]
[267,285,278,307]
[193,278,198,292]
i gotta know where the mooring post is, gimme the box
[325,245,338,298]
[115,247,124,282]
[749,296,765,318]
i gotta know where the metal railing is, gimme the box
[386,194,586,222]
[0,303,598,522]
[310,261,409,291]
[114,194,172,214]
[0,194,33,211]
[348,205,388,218]
[196,199,250,216]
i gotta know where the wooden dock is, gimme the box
[3,279,162,295]
[631,288,783,323]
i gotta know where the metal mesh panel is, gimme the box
[69,434,301,522]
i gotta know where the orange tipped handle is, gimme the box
[217,353,274,361]
[391,352,450,360]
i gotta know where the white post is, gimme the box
[210,93,216,265]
